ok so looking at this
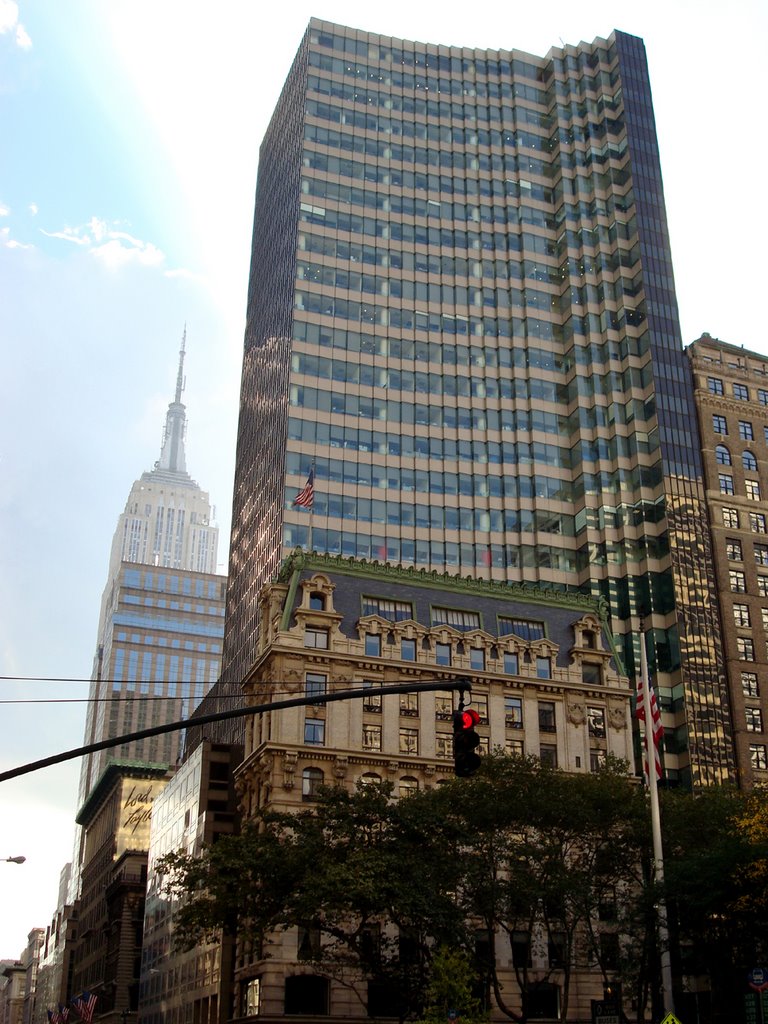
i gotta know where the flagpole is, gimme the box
[638,617,674,1016]
[308,460,314,553]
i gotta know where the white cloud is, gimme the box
[90,236,164,270]
[40,225,91,245]
[28,202,38,216]
[0,202,9,216]
[0,224,32,249]
[0,0,31,48]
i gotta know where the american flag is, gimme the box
[73,993,97,1024]
[59,1006,70,1023]
[636,673,664,781]
[48,1011,59,1024]
[292,468,314,509]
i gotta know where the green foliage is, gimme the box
[415,947,487,1024]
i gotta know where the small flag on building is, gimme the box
[292,468,314,509]
[59,1006,70,1023]
[636,672,664,781]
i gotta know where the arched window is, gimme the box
[399,776,419,797]
[360,771,382,786]
[715,444,731,465]
[743,450,758,471]
[302,767,324,800]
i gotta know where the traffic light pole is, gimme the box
[0,678,474,783]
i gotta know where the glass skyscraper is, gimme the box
[223,20,734,787]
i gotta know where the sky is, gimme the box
[0,0,766,959]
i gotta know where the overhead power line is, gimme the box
[0,679,472,784]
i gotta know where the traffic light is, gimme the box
[453,708,481,777]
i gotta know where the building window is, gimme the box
[737,637,755,661]
[435,642,452,666]
[498,617,545,640]
[363,724,382,751]
[536,656,552,679]
[431,607,481,631]
[304,718,325,745]
[744,450,758,471]
[588,706,606,738]
[305,672,327,699]
[399,776,419,797]
[284,975,329,1016]
[719,474,735,495]
[363,680,382,712]
[400,693,419,717]
[742,672,760,698]
[756,545,768,567]
[707,376,724,395]
[305,627,329,649]
[733,604,751,627]
[764,425,768,444]
[365,634,382,657]
[590,749,607,772]
[750,744,768,770]
[511,932,532,968]
[473,694,489,724]
[730,570,747,592]
[747,479,762,501]
[759,388,768,406]
[751,513,767,534]
[309,593,325,611]
[539,744,558,768]
[362,596,413,621]
[435,733,452,759]
[504,651,519,674]
[244,978,261,1016]
[726,539,743,560]
[723,506,740,528]
[506,738,524,757]
[715,444,731,465]
[739,421,755,441]
[470,647,486,671]
[734,384,749,401]
[360,771,382,786]
[746,708,763,733]
[713,414,727,434]
[302,767,324,801]
[435,692,453,720]
[401,638,416,661]
[582,662,602,685]
[399,728,419,754]
[505,696,523,729]
[539,701,556,733]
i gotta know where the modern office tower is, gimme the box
[78,336,226,807]
[687,334,768,789]
[222,19,732,788]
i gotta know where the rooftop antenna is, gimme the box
[175,324,187,404]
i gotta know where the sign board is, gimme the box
[591,1002,619,1024]
[659,1013,682,1024]
[749,967,768,991]
[745,989,768,1024]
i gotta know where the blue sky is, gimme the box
[1,0,766,958]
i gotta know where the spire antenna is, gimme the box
[175,324,187,404]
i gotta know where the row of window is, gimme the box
[307,628,555,676]
[727,570,768,596]
[708,377,768,404]
[719,475,762,501]
[722,506,768,532]
[716,444,759,470]
[359,597,546,638]
[713,413,768,444]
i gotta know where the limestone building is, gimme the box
[229,551,634,1021]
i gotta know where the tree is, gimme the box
[414,946,487,1024]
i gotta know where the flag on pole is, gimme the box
[292,468,314,509]
[72,993,98,1024]
[59,1006,70,1023]
[636,672,664,781]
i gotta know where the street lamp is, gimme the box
[1,856,26,864]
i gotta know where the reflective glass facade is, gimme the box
[223,19,734,787]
